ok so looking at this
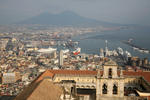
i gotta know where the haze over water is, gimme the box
[72,26,150,60]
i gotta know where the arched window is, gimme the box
[108,68,112,78]
[102,83,107,94]
[113,84,118,94]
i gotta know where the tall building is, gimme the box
[59,50,63,66]
[54,50,57,58]
[143,58,149,67]
[96,60,124,100]
[100,48,104,58]
[105,40,109,57]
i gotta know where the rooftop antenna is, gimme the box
[105,40,108,51]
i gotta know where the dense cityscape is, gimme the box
[0,24,150,100]
[1,0,150,100]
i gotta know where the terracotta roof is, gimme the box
[35,70,97,82]
[35,69,150,85]
[49,70,97,76]
[148,96,150,100]
[123,71,150,83]
[14,80,41,100]
[36,70,54,82]
[15,79,63,100]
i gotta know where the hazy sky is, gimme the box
[0,0,150,25]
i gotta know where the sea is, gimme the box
[72,26,150,60]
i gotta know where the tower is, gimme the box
[105,40,109,57]
[96,69,101,100]
[100,48,104,58]
[54,50,57,59]
[96,60,124,100]
[59,50,63,66]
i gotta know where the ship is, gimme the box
[37,47,57,53]
[62,49,69,54]
[138,48,149,53]
[117,47,124,55]
[73,47,81,55]
[143,50,149,53]
[124,51,131,58]
[124,50,132,61]
[133,47,139,50]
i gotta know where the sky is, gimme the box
[0,0,150,26]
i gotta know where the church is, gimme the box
[15,59,150,100]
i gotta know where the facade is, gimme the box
[2,73,16,84]
[2,72,21,84]
[96,60,124,100]
[59,50,64,66]
[23,60,150,100]
[100,48,104,58]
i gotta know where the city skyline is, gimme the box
[1,0,150,100]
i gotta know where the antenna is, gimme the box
[105,40,107,46]
[105,40,108,56]
[105,40,108,51]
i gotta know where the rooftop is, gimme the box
[14,79,63,100]
[36,69,150,85]
[104,59,118,66]
[36,70,97,82]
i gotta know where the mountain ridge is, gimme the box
[18,11,121,26]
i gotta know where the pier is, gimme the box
[122,40,150,54]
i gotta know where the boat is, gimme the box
[62,49,69,54]
[143,50,149,53]
[73,47,81,55]
[138,49,144,53]
[133,47,139,50]
[124,51,131,58]
[117,47,124,55]
[124,51,132,60]
[37,47,57,53]
[138,48,149,53]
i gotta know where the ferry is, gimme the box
[124,51,131,58]
[73,47,81,55]
[62,49,69,54]
[37,47,57,53]
[117,47,124,55]
[133,47,139,50]
[143,50,149,53]
[124,51,132,61]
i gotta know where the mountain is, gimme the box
[18,11,120,26]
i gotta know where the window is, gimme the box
[102,83,107,94]
[113,84,118,94]
[108,68,112,78]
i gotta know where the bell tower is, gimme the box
[102,59,118,78]
[96,59,124,100]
